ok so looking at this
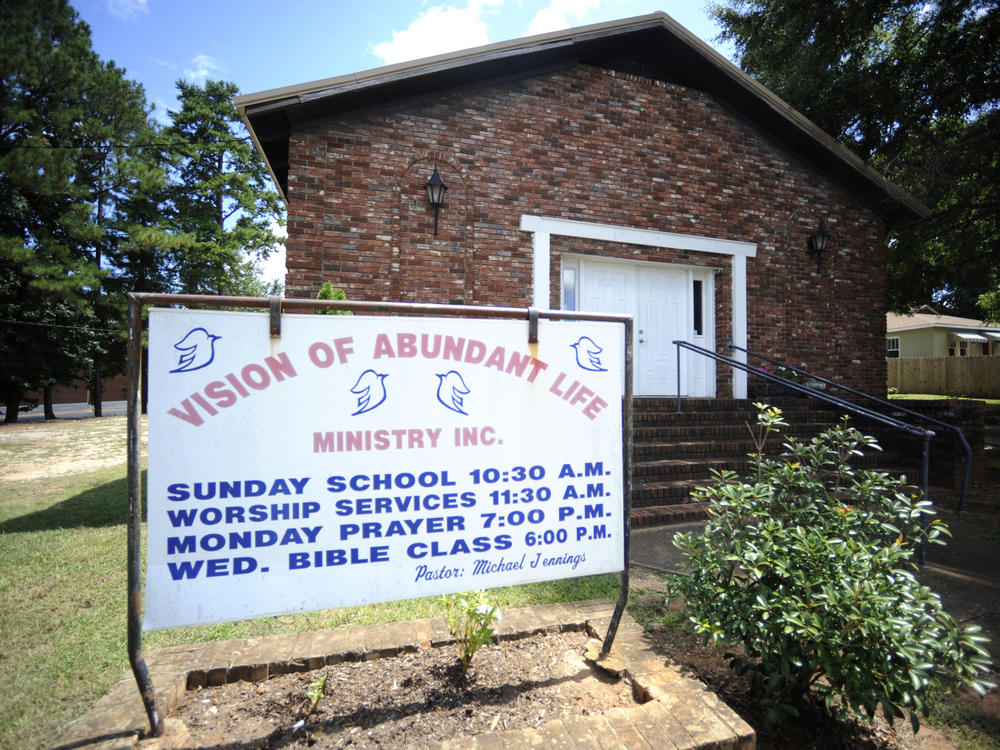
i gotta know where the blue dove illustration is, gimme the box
[571,336,608,372]
[436,370,470,415]
[170,327,221,373]
[350,369,388,416]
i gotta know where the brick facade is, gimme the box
[284,64,889,395]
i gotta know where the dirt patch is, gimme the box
[0,415,144,481]
[170,630,635,749]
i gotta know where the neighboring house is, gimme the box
[887,309,1000,358]
[237,12,927,400]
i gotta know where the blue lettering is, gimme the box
[167,508,198,527]
[245,480,266,497]
[167,536,196,554]
[167,483,189,501]
[219,481,241,499]
[168,560,203,579]
[207,558,229,576]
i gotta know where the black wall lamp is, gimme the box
[808,220,830,272]
[424,166,448,236]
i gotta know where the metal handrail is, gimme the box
[727,342,972,512]
[673,339,936,564]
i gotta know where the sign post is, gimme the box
[126,294,632,735]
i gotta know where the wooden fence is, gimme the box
[887,356,1000,398]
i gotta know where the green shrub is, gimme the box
[668,404,993,730]
[316,282,352,314]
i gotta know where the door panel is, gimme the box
[637,268,687,395]
[576,258,714,397]
[581,262,633,316]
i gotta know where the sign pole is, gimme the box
[601,317,633,656]
[127,294,163,736]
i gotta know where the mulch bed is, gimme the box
[172,630,637,748]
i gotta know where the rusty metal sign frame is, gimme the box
[126,292,633,737]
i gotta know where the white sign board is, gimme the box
[145,309,624,630]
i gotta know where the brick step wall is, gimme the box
[627,397,925,526]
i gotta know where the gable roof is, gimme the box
[236,11,928,228]
[887,312,1000,334]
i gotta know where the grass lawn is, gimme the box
[0,416,619,748]
[890,393,1000,407]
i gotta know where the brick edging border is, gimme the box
[56,600,754,749]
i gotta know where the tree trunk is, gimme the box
[4,386,20,424]
[91,364,103,417]
[43,385,56,420]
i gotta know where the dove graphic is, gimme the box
[436,370,470,415]
[170,328,221,373]
[350,369,388,416]
[571,336,608,372]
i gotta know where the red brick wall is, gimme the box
[22,373,129,405]
[285,65,889,394]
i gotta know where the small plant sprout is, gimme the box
[303,673,328,717]
[442,590,502,675]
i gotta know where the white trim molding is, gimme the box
[519,214,758,398]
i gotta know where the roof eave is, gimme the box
[238,12,929,227]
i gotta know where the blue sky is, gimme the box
[71,0,735,284]
[73,0,733,121]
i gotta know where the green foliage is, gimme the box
[303,673,327,716]
[165,79,285,296]
[441,590,502,675]
[0,6,285,417]
[668,404,993,729]
[711,0,999,319]
[316,282,353,314]
[979,288,1000,325]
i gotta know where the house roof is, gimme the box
[236,12,928,228]
[887,312,1000,334]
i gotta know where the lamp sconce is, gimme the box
[807,220,830,272]
[424,166,448,236]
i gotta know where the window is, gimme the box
[692,279,703,336]
[886,337,899,358]
[561,267,576,311]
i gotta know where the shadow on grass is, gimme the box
[0,470,146,533]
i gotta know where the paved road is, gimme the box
[0,400,127,423]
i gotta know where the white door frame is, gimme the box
[520,214,758,398]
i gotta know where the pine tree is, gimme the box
[165,79,284,296]
[0,0,114,419]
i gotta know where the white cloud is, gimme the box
[183,54,222,85]
[371,0,505,65]
[107,0,148,19]
[151,97,172,125]
[526,0,603,35]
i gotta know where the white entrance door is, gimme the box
[575,259,714,397]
